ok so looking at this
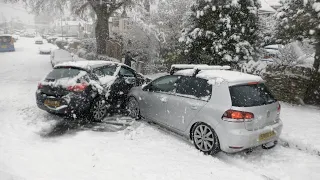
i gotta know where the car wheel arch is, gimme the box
[189,121,221,154]
[189,121,220,140]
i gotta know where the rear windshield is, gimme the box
[229,83,276,107]
[46,68,82,80]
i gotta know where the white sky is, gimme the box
[0,0,34,24]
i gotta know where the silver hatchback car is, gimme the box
[127,67,283,154]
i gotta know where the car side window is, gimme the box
[101,65,117,76]
[119,67,135,77]
[93,68,105,77]
[176,76,212,100]
[150,75,179,93]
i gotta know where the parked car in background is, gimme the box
[34,37,44,44]
[261,44,283,63]
[50,49,74,67]
[47,36,58,43]
[127,65,283,155]
[25,33,36,38]
[36,61,148,121]
[0,35,15,52]
[39,44,54,54]
[41,34,49,39]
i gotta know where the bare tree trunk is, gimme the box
[313,41,320,71]
[95,12,110,55]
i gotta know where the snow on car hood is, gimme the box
[99,76,116,87]
[39,46,51,51]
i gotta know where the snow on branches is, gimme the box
[180,0,260,65]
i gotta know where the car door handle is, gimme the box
[190,106,198,110]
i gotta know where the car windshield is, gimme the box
[46,68,81,80]
[0,36,12,44]
[229,83,277,107]
[93,65,117,77]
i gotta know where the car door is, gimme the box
[92,65,121,105]
[140,75,179,125]
[166,76,212,132]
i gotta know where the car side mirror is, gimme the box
[124,77,136,85]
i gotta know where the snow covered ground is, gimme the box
[1,38,320,180]
[280,103,320,155]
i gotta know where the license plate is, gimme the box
[1,45,7,48]
[259,131,276,141]
[44,99,60,107]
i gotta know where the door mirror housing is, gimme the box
[124,77,136,85]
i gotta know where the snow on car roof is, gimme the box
[55,60,121,70]
[264,44,283,50]
[175,69,263,84]
[171,64,208,69]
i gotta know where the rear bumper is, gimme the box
[36,91,92,115]
[216,120,283,153]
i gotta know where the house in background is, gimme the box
[109,11,131,39]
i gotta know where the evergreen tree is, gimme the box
[179,0,260,66]
[275,0,320,71]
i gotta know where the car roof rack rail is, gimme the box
[192,65,231,76]
[169,64,208,75]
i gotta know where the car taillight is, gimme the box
[222,110,254,122]
[277,103,281,114]
[38,83,43,89]
[67,83,88,92]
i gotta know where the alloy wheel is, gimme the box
[193,124,215,152]
[92,99,107,121]
[127,97,139,119]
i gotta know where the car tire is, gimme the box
[192,122,220,155]
[127,97,141,120]
[262,140,278,149]
[89,97,108,122]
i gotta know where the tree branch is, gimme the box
[75,1,90,15]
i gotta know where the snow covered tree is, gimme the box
[180,0,260,66]
[275,0,320,71]
[259,14,277,46]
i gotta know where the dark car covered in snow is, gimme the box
[36,60,147,121]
